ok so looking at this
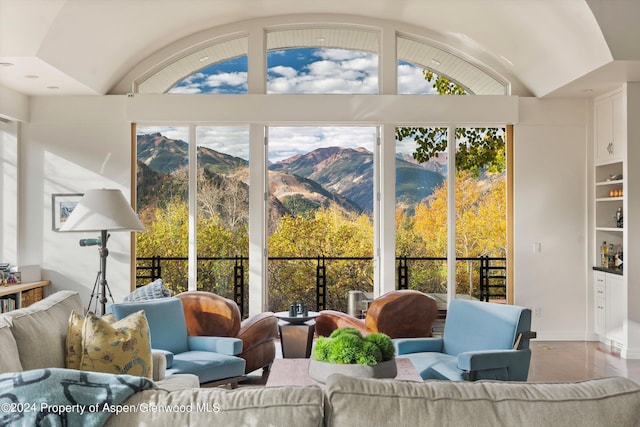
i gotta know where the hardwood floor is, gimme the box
[528,341,640,383]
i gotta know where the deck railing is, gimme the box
[136,255,506,318]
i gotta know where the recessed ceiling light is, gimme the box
[199,56,209,62]
[25,74,39,79]
[431,59,441,66]
[0,62,14,67]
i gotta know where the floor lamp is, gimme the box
[60,189,145,315]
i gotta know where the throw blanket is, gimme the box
[0,368,156,427]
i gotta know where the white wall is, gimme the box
[8,93,592,339]
[514,98,589,340]
[19,96,133,307]
[0,120,19,264]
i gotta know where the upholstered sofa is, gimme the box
[1,291,640,426]
[0,290,199,391]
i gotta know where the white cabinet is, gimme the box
[595,90,626,164]
[593,273,606,335]
[606,273,624,345]
[593,271,625,346]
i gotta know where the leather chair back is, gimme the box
[177,291,241,337]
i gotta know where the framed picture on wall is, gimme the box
[52,193,83,231]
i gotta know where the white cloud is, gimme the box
[269,65,298,79]
[205,72,248,88]
[268,126,376,162]
[196,126,250,160]
[267,48,379,94]
[397,63,436,94]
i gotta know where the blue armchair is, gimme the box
[394,299,536,381]
[110,297,246,386]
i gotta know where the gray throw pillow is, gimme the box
[123,279,171,302]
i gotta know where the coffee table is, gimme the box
[265,357,422,387]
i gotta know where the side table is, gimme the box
[274,311,319,358]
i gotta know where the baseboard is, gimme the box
[621,346,640,359]
[532,331,591,341]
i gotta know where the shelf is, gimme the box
[595,179,624,186]
[596,227,624,232]
[0,281,50,298]
[0,281,50,311]
[596,197,623,202]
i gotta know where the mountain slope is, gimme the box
[271,146,445,214]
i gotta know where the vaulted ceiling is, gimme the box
[1,0,639,98]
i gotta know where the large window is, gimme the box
[395,127,448,308]
[267,126,376,312]
[136,126,250,303]
[131,20,512,314]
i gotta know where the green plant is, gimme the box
[312,327,395,365]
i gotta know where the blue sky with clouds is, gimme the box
[143,48,435,161]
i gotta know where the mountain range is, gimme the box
[136,133,445,216]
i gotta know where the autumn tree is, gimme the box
[405,171,506,297]
[268,204,374,312]
[395,70,506,176]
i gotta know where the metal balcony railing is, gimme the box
[136,255,507,318]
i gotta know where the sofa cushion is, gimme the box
[123,278,171,302]
[1,291,82,370]
[324,375,640,427]
[0,322,22,373]
[66,310,117,369]
[168,350,245,384]
[79,311,153,378]
[103,385,324,427]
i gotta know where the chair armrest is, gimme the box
[513,331,537,349]
[151,350,167,381]
[393,337,443,355]
[238,312,278,351]
[188,336,243,355]
[457,348,531,381]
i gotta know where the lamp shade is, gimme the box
[59,189,145,232]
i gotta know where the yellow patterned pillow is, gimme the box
[66,311,116,369]
[79,311,152,378]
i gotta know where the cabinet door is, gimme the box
[595,96,614,162]
[606,274,624,344]
[595,92,626,163]
[611,91,626,160]
[593,272,606,335]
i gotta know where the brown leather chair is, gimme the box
[176,291,278,375]
[315,289,438,339]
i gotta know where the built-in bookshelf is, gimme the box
[0,281,50,312]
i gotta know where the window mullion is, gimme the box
[447,125,456,305]
[188,124,197,291]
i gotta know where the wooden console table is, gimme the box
[0,280,51,311]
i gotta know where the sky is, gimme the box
[139,48,436,161]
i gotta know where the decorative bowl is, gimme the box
[308,358,397,384]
